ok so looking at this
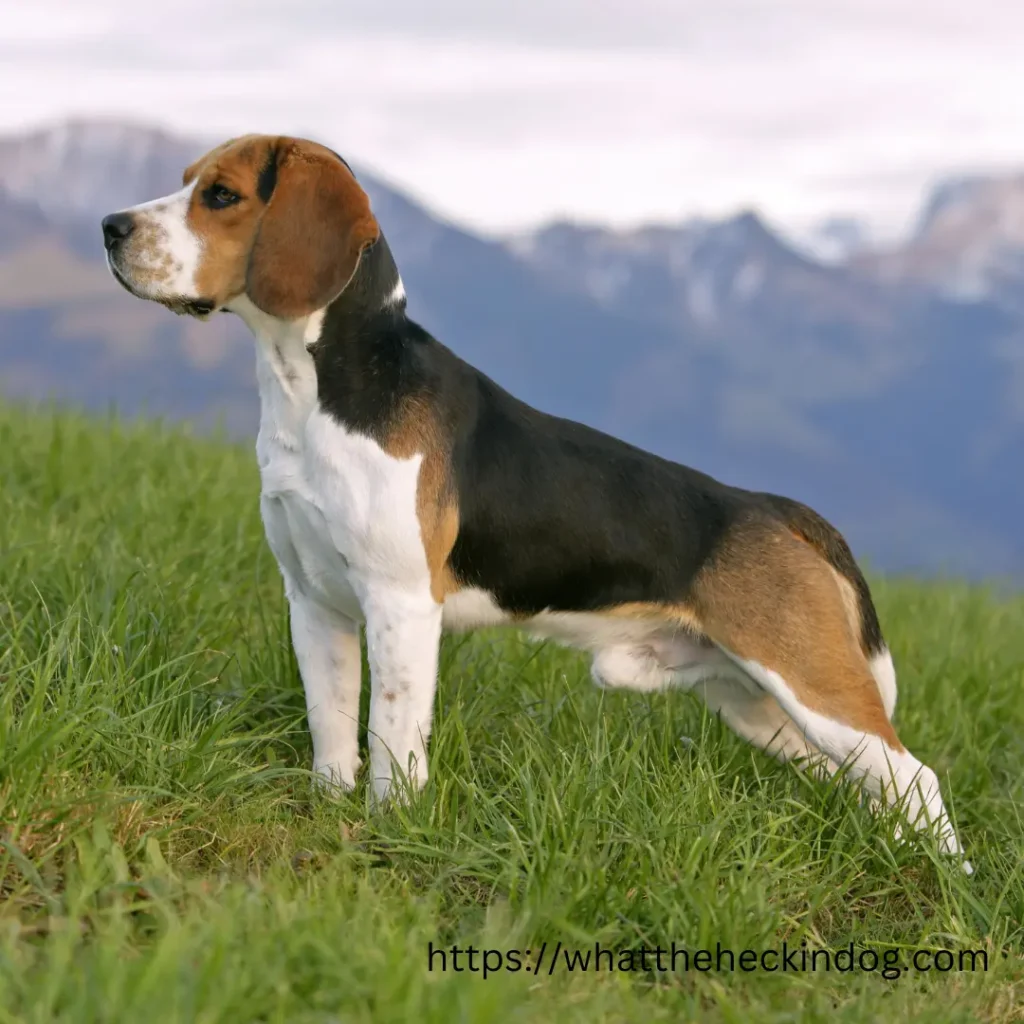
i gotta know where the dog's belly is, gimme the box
[440,587,732,691]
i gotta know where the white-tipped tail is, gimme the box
[869,647,898,720]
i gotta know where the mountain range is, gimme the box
[1,119,1022,579]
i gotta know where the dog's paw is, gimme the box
[369,756,428,809]
[311,756,360,797]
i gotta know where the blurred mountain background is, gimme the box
[2,119,1023,578]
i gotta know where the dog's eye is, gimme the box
[206,184,240,209]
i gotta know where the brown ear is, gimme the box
[246,142,380,319]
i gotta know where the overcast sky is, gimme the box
[3,0,1024,239]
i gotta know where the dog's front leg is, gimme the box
[362,585,443,803]
[287,590,363,792]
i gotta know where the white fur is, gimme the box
[386,276,406,306]
[289,593,363,789]
[109,182,203,301]
[442,587,513,631]
[869,647,899,719]
[721,653,969,872]
[363,585,442,799]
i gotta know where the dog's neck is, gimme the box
[328,232,406,324]
[229,232,414,448]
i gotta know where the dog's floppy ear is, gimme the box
[246,140,380,319]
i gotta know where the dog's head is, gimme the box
[101,135,380,320]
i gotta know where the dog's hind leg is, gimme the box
[691,519,970,872]
[695,675,839,780]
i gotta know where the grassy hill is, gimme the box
[1,404,1022,1023]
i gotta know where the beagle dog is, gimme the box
[101,135,970,871]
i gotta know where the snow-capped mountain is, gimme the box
[859,172,1024,311]
[795,217,874,265]
[514,212,804,327]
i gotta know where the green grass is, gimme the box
[1,403,1022,1023]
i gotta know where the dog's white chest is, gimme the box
[251,332,431,620]
[261,418,429,610]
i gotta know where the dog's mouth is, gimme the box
[107,258,217,319]
[161,296,217,319]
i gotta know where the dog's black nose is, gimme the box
[101,212,135,250]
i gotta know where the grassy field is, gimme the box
[0,403,1022,1023]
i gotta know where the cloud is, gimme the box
[3,0,1024,237]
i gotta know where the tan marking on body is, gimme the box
[691,519,902,749]
[383,397,462,605]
